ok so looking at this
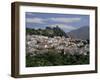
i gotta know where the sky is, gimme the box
[26,12,89,32]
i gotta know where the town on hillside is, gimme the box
[26,26,89,67]
[26,34,89,56]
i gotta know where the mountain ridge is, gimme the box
[67,26,89,40]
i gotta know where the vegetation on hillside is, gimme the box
[26,50,89,67]
[26,26,69,38]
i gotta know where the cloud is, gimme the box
[49,24,78,32]
[26,17,81,24]
[50,17,81,23]
[26,18,45,24]
[26,12,34,16]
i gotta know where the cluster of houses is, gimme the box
[26,35,89,56]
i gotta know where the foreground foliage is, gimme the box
[26,51,89,67]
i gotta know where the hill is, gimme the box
[67,26,89,40]
[26,26,69,38]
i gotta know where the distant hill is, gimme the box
[26,26,69,38]
[67,26,89,40]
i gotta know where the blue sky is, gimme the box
[26,12,89,32]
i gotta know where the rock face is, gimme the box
[26,26,69,38]
[67,26,89,40]
[26,34,89,56]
